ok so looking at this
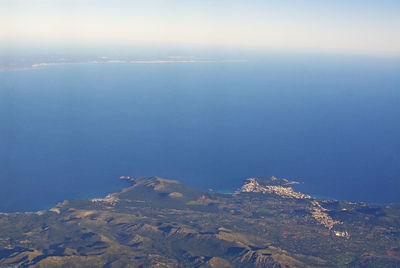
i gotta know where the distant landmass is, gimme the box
[0,176,399,267]
[0,55,244,72]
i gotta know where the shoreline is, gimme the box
[0,176,396,215]
[0,58,247,73]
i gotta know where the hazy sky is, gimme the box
[1,0,400,54]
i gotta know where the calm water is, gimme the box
[1,54,400,212]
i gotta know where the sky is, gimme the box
[1,0,400,55]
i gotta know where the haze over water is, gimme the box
[1,53,399,212]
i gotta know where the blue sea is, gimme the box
[1,53,400,212]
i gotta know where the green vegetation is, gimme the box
[0,176,399,267]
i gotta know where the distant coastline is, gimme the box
[0,57,247,73]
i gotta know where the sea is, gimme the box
[1,52,399,212]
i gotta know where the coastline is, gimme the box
[0,58,247,73]
[0,175,396,215]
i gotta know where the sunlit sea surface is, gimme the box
[1,54,399,212]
